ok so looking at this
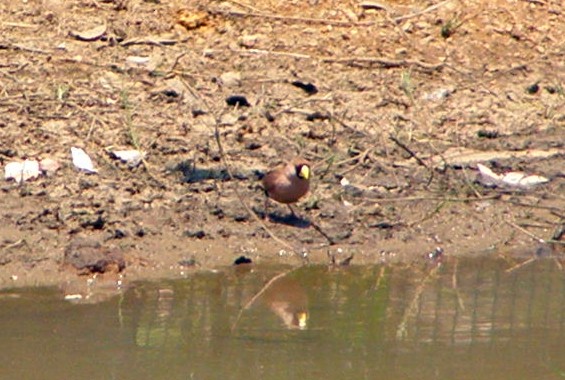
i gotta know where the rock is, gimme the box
[238,34,263,48]
[64,238,125,275]
[184,229,206,239]
[234,256,252,265]
[220,71,242,88]
[39,158,61,176]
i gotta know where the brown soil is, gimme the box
[1,0,564,289]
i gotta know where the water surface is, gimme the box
[1,257,565,380]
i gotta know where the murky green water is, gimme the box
[1,257,565,380]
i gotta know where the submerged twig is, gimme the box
[452,258,465,311]
[505,257,536,273]
[396,264,441,339]
[504,219,565,246]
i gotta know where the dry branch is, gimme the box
[323,56,445,71]
[210,9,379,27]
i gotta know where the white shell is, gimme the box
[70,24,107,41]
[126,56,150,66]
[477,163,548,188]
[71,147,97,173]
[477,163,501,182]
[4,160,40,183]
[111,150,145,167]
[501,172,549,187]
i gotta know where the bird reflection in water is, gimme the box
[258,275,309,330]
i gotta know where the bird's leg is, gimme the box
[264,196,270,220]
[286,204,297,218]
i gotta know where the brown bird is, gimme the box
[262,158,312,217]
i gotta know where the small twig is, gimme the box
[363,194,500,203]
[501,199,562,212]
[225,0,263,12]
[388,135,428,169]
[210,8,379,27]
[552,224,565,241]
[519,0,547,5]
[169,52,186,73]
[322,56,444,71]
[1,239,26,250]
[1,22,40,28]
[227,48,312,60]
[333,144,377,167]
[271,94,334,118]
[504,220,546,244]
[119,37,177,47]
[389,134,434,187]
[504,221,565,246]
[336,146,376,176]
[393,0,453,22]
[0,42,51,55]
[406,199,446,227]
[309,219,335,245]
[207,47,443,72]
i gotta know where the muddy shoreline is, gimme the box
[1,0,564,289]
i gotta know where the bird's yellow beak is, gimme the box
[299,165,310,180]
[296,312,308,329]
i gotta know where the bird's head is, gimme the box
[296,163,311,180]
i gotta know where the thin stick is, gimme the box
[505,219,565,246]
[389,135,428,169]
[1,22,39,28]
[504,220,546,244]
[389,134,434,186]
[207,48,443,71]
[309,219,335,245]
[323,56,444,71]
[0,42,51,55]
[228,48,312,60]
[393,0,453,22]
[363,194,501,203]
[169,52,186,72]
[210,9,379,27]
[225,0,263,12]
[336,145,376,176]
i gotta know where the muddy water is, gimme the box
[1,257,565,380]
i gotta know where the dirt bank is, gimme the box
[1,0,563,289]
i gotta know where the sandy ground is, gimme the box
[0,0,564,289]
